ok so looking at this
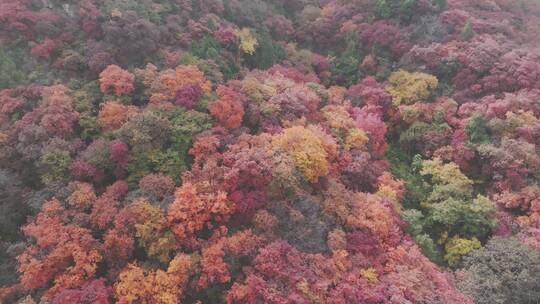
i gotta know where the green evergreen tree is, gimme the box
[191,36,238,80]
[465,114,490,145]
[462,21,475,41]
[328,32,362,87]
[0,47,24,90]
[376,0,419,22]
[432,0,447,10]
[245,29,286,70]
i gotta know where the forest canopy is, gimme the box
[1,0,540,303]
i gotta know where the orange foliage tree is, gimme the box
[114,253,197,304]
[39,85,79,137]
[136,64,212,104]
[99,65,135,96]
[167,182,233,243]
[208,85,245,129]
[17,200,103,299]
[97,101,137,131]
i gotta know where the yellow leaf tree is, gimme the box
[272,126,329,183]
[114,253,196,303]
[385,70,438,106]
[236,28,258,55]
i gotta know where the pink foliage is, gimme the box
[175,83,203,109]
[481,50,540,93]
[346,231,380,256]
[0,89,25,114]
[89,181,127,230]
[109,140,129,177]
[353,108,388,157]
[227,239,471,304]
[214,26,236,45]
[348,77,392,118]
[187,19,210,39]
[139,173,176,198]
[31,38,63,60]
[52,279,112,304]
[0,0,62,40]
[71,160,101,182]
[229,190,268,219]
[267,65,320,83]
[359,21,411,57]
[103,180,129,201]
[267,83,321,121]
[265,15,294,38]
[109,140,129,163]
[78,1,102,38]
[521,227,540,254]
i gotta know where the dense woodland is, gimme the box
[1,0,540,303]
